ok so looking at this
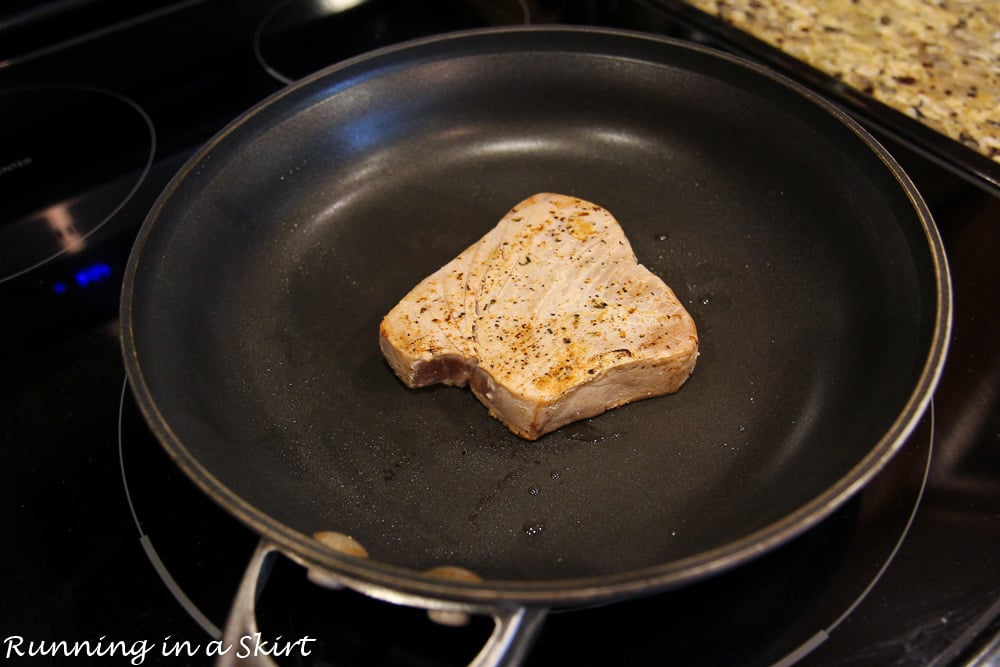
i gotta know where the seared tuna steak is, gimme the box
[379,193,699,440]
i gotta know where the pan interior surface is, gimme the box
[125,29,944,595]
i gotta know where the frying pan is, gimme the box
[121,26,950,664]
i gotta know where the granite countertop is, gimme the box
[683,0,999,165]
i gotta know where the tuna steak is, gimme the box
[379,192,699,440]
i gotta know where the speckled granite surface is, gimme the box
[684,0,999,164]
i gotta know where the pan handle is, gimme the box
[216,539,549,666]
[468,605,548,667]
[216,540,279,667]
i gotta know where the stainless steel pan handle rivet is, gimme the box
[306,531,370,589]
[423,565,483,626]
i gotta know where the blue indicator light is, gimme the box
[51,262,113,294]
[74,263,112,287]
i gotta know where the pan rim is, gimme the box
[120,24,952,606]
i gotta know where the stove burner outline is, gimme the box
[0,85,155,284]
[772,405,933,666]
[252,0,530,85]
[117,378,222,641]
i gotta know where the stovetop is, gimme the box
[2,1,998,665]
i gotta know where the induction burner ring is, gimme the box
[117,380,223,641]
[0,85,155,284]
[253,0,531,85]
[772,405,934,666]
[118,373,934,665]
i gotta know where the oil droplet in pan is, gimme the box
[523,519,545,536]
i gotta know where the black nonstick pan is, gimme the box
[120,26,950,663]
